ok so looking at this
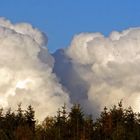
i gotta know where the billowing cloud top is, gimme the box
[64,28,140,115]
[0,17,71,121]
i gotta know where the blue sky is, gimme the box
[0,0,140,52]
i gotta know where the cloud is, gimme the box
[1,17,140,120]
[0,17,71,121]
[54,28,140,117]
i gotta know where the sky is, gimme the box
[0,0,140,52]
[1,0,140,120]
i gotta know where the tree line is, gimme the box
[0,101,140,140]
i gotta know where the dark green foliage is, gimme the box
[68,104,84,140]
[1,102,140,140]
[0,105,35,140]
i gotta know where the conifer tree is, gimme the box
[68,104,84,140]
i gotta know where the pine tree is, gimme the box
[42,116,55,140]
[4,108,16,139]
[54,104,69,140]
[84,115,94,140]
[16,103,24,125]
[24,105,36,140]
[68,104,84,140]
[124,106,136,139]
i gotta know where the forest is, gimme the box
[0,101,140,140]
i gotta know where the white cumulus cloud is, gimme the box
[0,17,71,121]
[1,17,140,121]
[58,28,140,116]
